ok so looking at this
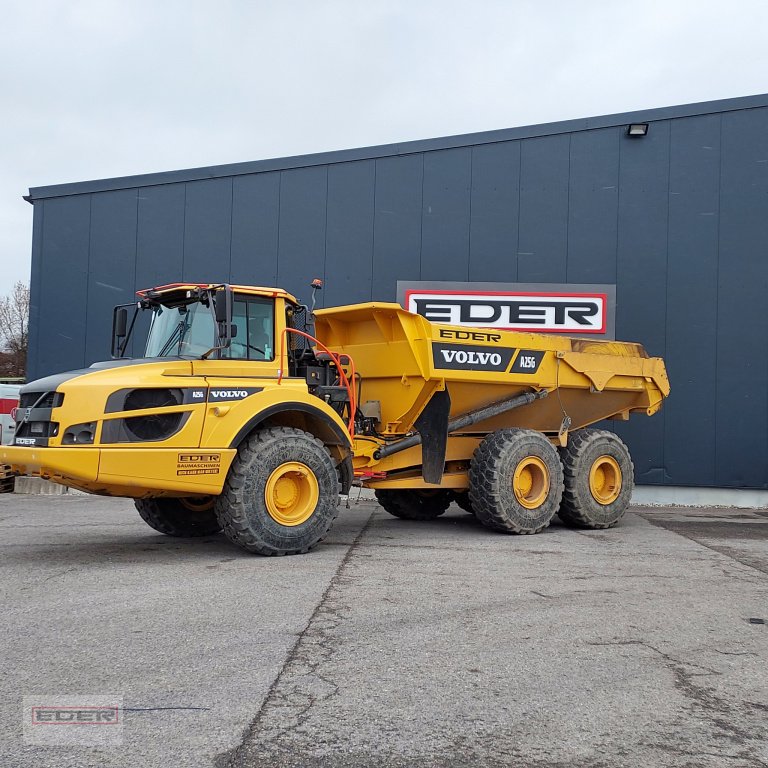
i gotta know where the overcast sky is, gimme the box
[1,0,767,294]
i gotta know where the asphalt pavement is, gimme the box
[1,494,766,768]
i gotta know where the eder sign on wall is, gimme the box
[397,282,616,339]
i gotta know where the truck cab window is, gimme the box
[222,296,274,360]
[145,302,215,358]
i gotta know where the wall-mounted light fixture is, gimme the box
[627,123,649,137]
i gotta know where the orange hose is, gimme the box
[277,327,356,438]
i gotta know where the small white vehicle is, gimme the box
[0,383,20,446]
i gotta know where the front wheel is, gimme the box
[215,427,340,555]
[135,496,220,537]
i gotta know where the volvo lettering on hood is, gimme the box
[407,290,607,333]
[208,388,262,402]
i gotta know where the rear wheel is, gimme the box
[215,427,340,555]
[375,489,452,520]
[469,428,564,534]
[135,496,220,537]
[558,429,633,529]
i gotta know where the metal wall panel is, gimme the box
[276,166,328,307]
[324,160,375,307]
[230,172,280,288]
[85,189,138,366]
[132,184,186,357]
[371,155,423,298]
[36,195,91,374]
[468,142,520,282]
[135,184,185,288]
[614,121,671,484]
[182,178,232,282]
[567,128,620,283]
[664,115,721,487]
[518,135,570,282]
[716,107,768,487]
[27,203,44,378]
[421,148,472,281]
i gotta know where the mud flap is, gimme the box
[415,388,451,484]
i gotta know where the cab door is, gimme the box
[191,294,284,379]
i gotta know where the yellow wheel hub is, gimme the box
[512,456,550,509]
[265,462,319,526]
[589,455,622,505]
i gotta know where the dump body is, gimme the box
[314,303,669,487]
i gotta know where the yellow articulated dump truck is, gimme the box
[3,282,669,556]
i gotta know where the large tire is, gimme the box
[452,491,476,516]
[375,489,452,520]
[558,429,634,529]
[215,427,340,555]
[469,428,564,534]
[135,496,220,537]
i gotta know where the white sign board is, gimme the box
[397,282,616,339]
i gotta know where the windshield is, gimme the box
[143,294,276,359]
[145,302,216,358]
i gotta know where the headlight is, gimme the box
[62,422,96,445]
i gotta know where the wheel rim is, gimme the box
[265,462,319,526]
[512,456,550,509]
[589,455,622,505]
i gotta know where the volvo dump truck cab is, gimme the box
[3,281,669,555]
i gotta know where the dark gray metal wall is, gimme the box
[26,95,768,489]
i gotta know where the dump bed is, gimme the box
[314,302,669,437]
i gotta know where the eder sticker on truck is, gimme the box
[432,342,515,372]
[177,453,221,476]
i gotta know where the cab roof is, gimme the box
[136,283,298,305]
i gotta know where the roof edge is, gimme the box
[26,92,768,202]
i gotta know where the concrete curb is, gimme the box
[13,477,69,495]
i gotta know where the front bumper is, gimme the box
[2,445,100,483]
[1,445,236,497]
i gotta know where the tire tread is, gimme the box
[135,498,221,537]
[558,428,633,529]
[215,426,340,555]
[469,428,564,535]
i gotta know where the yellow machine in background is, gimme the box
[2,281,669,555]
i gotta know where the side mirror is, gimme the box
[213,286,234,348]
[214,288,231,323]
[111,305,131,358]
[115,307,128,338]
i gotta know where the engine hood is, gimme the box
[21,358,196,396]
